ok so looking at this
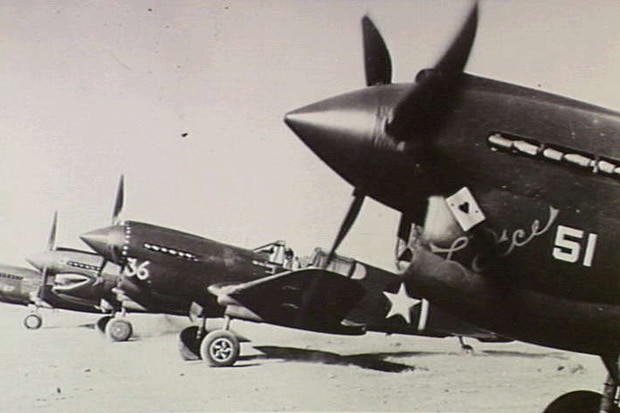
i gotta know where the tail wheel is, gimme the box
[24,314,42,330]
[200,330,240,367]
[105,318,133,342]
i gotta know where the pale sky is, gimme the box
[1,0,620,270]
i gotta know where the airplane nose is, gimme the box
[80,226,123,262]
[284,93,376,188]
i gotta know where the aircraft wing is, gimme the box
[212,268,366,335]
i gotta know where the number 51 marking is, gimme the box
[552,225,598,267]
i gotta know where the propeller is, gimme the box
[112,175,125,226]
[88,174,126,280]
[325,190,365,267]
[47,211,58,252]
[386,2,479,139]
[325,3,478,265]
[36,211,58,303]
[323,15,393,266]
[362,16,392,86]
[108,174,125,266]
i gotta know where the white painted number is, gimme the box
[552,225,598,267]
[123,258,151,280]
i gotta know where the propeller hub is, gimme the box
[285,89,383,187]
[80,225,126,264]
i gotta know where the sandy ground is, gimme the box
[0,304,608,413]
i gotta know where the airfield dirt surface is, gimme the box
[0,304,607,413]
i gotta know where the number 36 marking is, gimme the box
[123,258,151,280]
[552,225,598,267]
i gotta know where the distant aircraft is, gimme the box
[0,252,120,333]
[80,176,507,367]
[0,212,117,330]
[0,212,140,338]
[285,2,620,412]
[0,264,48,328]
[0,261,125,331]
[26,212,191,341]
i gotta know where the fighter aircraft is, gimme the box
[2,212,137,337]
[0,251,117,333]
[26,213,191,341]
[0,264,48,327]
[285,2,620,412]
[80,176,507,367]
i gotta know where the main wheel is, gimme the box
[105,318,133,342]
[543,390,620,413]
[96,315,113,335]
[178,326,202,361]
[23,314,42,330]
[199,330,240,367]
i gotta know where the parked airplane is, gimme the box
[0,213,115,329]
[285,3,620,412]
[80,176,507,367]
[0,251,119,333]
[0,212,132,338]
[26,212,193,341]
[0,264,48,327]
[0,262,123,330]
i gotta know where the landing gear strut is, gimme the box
[458,336,474,355]
[543,356,620,413]
[23,313,42,330]
[178,315,240,367]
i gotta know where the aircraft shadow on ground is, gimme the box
[248,346,568,372]
[480,349,567,359]
[251,346,416,373]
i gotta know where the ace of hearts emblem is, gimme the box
[445,187,486,232]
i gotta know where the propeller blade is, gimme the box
[386,2,479,140]
[37,266,49,302]
[112,175,125,225]
[95,256,108,285]
[435,2,479,76]
[362,16,392,86]
[47,211,58,251]
[326,192,365,266]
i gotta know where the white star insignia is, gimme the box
[383,283,421,324]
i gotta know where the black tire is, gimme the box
[96,315,113,335]
[23,314,42,330]
[105,318,133,342]
[199,330,240,367]
[543,390,620,413]
[178,326,202,361]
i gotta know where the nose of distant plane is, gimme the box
[80,225,125,263]
[26,251,54,272]
[284,91,378,188]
